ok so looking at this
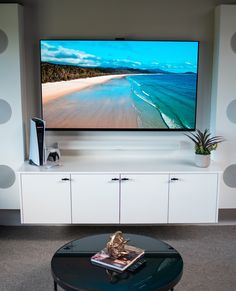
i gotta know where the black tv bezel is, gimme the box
[39,39,199,132]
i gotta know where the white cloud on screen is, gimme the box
[41,44,101,67]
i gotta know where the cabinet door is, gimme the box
[168,173,218,223]
[120,174,169,223]
[21,174,71,223]
[71,174,119,223]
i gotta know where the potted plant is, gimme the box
[185,129,224,167]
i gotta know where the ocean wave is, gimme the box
[127,78,141,87]
[134,90,158,110]
[161,113,183,129]
[133,89,186,129]
[142,90,150,97]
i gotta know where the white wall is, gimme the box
[6,0,222,152]
[211,5,236,208]
[0,4,25,209]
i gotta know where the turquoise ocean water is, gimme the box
[63,73,197,129]
[127,74,197,129]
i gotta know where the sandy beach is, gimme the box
[42,74,130,104]
[42,74,167,129]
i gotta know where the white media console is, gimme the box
[18,154,221,224]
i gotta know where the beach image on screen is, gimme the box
[41,40,198,129]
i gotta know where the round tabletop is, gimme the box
[51,233,183,291]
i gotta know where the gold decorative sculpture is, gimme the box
[106,231,129,259]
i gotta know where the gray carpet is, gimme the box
[0,225,236,291]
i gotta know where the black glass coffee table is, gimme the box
[51,233,183,291]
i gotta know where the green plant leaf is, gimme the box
[184,133,199,145]
[185,129,224,154]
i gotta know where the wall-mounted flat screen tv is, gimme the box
[40,40,199,130]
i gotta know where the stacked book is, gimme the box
[91,245,145,272]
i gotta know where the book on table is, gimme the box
[91,245,145,272]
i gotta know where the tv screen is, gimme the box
[40,40,199,130]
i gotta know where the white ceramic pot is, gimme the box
[195,154,211,168]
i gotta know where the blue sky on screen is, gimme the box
[41,40,198,73]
